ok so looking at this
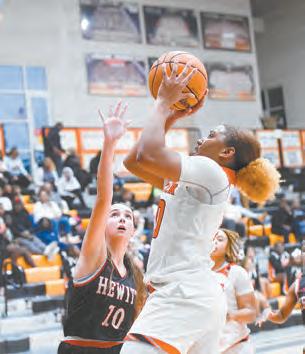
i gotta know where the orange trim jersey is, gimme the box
[145,154,230,286]
[215,262,254,353]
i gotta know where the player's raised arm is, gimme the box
[257,282,297,326]
[135,62,199,182]
[75,101,129,279]
[124,142,164,189]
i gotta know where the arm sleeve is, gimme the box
[231,266,254,296]
[179,153,229,204]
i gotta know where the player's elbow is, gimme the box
[123,155,133,170]
[136,149,154,165]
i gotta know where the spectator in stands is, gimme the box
[112,182,124,204]
[269,242,290,293]
[34,157,58,188]
[40,182,69,214]
[0,152,9,188]
[63,148,81,173]
[0,186,12,211]
[35,217,80,258]
[64,149,91,191]
[0,206,36,267]
[57,167,87,209]
[33,189,62,223]
[9,201,47,255]
[45,122,65,175]
[11,184,25,204]
[3,183,14,201]
[271,197,293,244]
[291,198,305,243]
[3,147,32,188]
[33,189,72,237]
[89,150,101,176]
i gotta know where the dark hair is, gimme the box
[223,125,280,204]
[223,125,261,171]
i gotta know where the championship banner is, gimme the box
[86,54,147,96]
[144,5,199,47]
[206,62,255,101]
[201,12,251,52]
[80,0,142,43]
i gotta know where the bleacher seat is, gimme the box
[24,266,61,283]
[45,279,65,296]
[16,254,62,269]
[124,182,152,202]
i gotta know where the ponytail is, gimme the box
[236,157,281,204]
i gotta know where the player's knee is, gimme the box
[120,341,163,354]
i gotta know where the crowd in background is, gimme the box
[0,123,304,312]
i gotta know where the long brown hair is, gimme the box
[124,253,147,319]
[223,125,281,204]
[221,228,240,263]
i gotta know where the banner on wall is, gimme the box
[144,5,199,47]
[256,130,281,168]
[201,12,251,52]
[59,129,79,151]
[281,130,304,167]
[30,126,196,175]
[86,54,147,96]
[80,0,142,43]
[206,62,255,101]
[79,129,104,151]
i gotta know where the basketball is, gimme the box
[148,51,208,110]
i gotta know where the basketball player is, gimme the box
[121,62,280,354]
[211,229,256,354]
[57,102,146,354]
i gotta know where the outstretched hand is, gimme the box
[99,101,131,143]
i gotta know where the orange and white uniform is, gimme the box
[125,154,232,354]
[215,263,255,354]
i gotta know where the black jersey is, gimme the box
[61,258,136,350]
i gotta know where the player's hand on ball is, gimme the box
[99,100,131,143]
[157,60,197,108]
[165,91,208,131]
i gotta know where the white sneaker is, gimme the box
[44,241,60,260]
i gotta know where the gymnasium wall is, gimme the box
[255,0,305,129]
[0,0,262,135]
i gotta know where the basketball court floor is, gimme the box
[21,324,305,353]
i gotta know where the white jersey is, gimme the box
[216,263,254,353]
[145,154,230,285]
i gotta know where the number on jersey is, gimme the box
[101,305,125,329]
